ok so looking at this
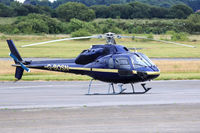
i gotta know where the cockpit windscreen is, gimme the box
[131,53,155,68]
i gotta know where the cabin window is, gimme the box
[115,57,131,69]
[108,58,114,68]
[118,59,129,65]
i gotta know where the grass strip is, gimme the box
[0,72,199,81]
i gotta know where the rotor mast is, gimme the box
[105,32,117,44]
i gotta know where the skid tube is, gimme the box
[86,80,151,95]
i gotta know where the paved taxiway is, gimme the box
[0,80,200,109]
[1,80,200,133]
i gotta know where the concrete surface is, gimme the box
[0,80,200,109]
[0,104,200,133]
[0,80,200,133]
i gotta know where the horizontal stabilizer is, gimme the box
[10,53,30,72]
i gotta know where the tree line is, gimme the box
[91,2,193,19]
[0,1,194,20]
[0,13,200,35]
[0,1,199,35]
[19,0,200,11]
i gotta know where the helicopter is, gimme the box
[7,32,195,95]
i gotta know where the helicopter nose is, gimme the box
[137,71,148,80]
[147,66,160,76]
[136,69,160,81]
[150,65,160,71]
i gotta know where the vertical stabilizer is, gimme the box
[7,40,29,80]
[7,40,23,62]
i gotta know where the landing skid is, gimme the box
[86,79,151,95]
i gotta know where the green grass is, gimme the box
[0,72,199,81]
[156,72,200,80]
[0,34,199,81]
[0,72,91,81]
[0,34,199,58]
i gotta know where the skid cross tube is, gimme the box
[118,84,126,94]
[86,81,151,95]
[87,79,94,94]
[131,83,135,93]
[108,83,115,94]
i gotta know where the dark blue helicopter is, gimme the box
[7,32,195,95]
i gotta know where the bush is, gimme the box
[71,28,91,38]
[147,33,153,39]
[0,25,19,34]
[110,27,124,34]
[0,16,200,35]
[171,32,189,41]
[132,26,143,34]
[13,14,65,34]
[187,14,200,24]
[166,30,176,35]
[67,19,96,33]
[95,19,124,34]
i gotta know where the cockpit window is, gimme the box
[131,53,154,68]
[139,53,155,66]
[132,54,148,68]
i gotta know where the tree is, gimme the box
[56,2,95,22]
[149,6,169,18]
[11,2,29,16]
[0,3,14,17]
[24,0,40,5]
[108,4,133,19]
[186,0,200,11]
[0,0,14,5]
[39,0,51,7]
[129,2,151,18]
[168,4,193,19]
[91,5,110,18]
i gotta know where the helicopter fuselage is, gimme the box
[20,44,160,84]
[7,31,194,94]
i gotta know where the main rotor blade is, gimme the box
[119,36,133,39]
[134,36,196,48]
[21,36,98,47]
